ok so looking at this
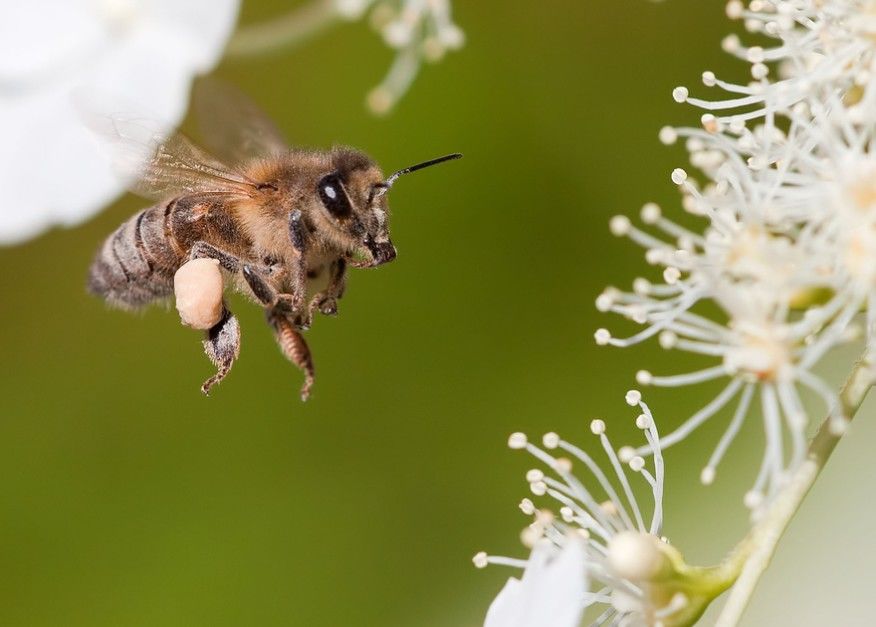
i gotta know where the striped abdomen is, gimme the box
[88,203,181,309]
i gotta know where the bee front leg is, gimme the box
[286,209,309,314]
[308,258,346,318]
[201,305,241,395]
[242,264,302,317]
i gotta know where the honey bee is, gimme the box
[87,83,460,400]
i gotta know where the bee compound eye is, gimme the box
[317,173,353,220]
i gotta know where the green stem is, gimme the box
[226,0,342,59]
[713,351,876,627]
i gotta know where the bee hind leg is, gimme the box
[268,312,315,401]
[189,241,240,272]
[201,305,241,395]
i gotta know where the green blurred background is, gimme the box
[1,1,873,625]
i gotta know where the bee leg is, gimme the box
[287,209,310,313]
[189,241,241,272]
[268,312,315,401]
[241,264,301,316]
[200,305,241,395]
[308,258,346,318]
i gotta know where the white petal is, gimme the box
[0,0,241,245]
[484,539,589,627]
[147,0,240,70]
[0,0,100,80]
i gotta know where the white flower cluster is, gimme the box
[596,0,876,512]
[475,393,689,627]
[334,0,464,114]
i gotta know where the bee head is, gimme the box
[313,148,462,268]
[313,148,395,267]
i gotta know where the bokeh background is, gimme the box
[1,1,873,625]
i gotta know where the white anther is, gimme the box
[700,466,716,485]
[722,34,741,52]
[658,126,677,145]
[663,266,682,284]
[701,70,717,86]
[508,432,528,449]
[672,86,688,103]
[701,114,719,133]
[645,248,665,265]
[530,481,547,496]
[636,370,653,385]
[535,509,555,525]
[726,0,743,19]
[610,215,632,236]
[636,413,652,429]
[729,117,745,133]
[595,328,612,345]
[629,456,645,472]
[751,62,768,80]
[519,498,535,515]
[659,331,678,349]
[633,277,651,295]
[526,469,544,483]
[618,446,635,463]
[595,292,614,312]
[542,432,560,449]
[472,552,488,568]
[600,500,619,516]
[640,202,661,223]
[671,168,688,185]
[748,155,768,170]
[553,457,572,473]
[590,419,606,435]
[520,524,543,548]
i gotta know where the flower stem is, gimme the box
[713,351,876,627]
[225,0,342,59]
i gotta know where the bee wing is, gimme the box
[192,78,289,165]
[130,128,262,200]
[91,113,262,201]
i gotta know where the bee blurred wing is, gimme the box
[87,112,261,201]
[193,78,288,165]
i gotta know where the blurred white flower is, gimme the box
[0,0,240,244]
[361,0,465,114]
[228,0,464,115]
[475,394,690,626]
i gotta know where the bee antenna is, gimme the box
[374,153,462,199]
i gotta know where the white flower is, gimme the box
[0,0,240,244]
[597,0,876,512]
[679,0,876,125]
[600,194,848,507]
[475,395,690,626]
